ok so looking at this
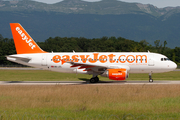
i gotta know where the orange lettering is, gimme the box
[99,55,107,63]
[52,55,61,63]
[80,55,90,63]
[127,55,135,63]
[119,55,126,63]
[62,55,70,61]
[72,55,79,62]
[136,55,147,63]
[89,53,99,63]
[108,54,116,63]
[62,55,70,65]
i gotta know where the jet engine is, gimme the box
[101,69,128,80]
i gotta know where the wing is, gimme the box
[67,61,130,74]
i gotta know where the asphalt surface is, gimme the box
[0,80,180,85]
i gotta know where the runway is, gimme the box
[0,80,180,85]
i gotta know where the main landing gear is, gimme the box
[149,73,153,83]
[90,76,99,83]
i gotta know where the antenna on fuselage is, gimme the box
[73,50,75,53]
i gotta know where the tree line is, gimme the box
[0,34,180,66]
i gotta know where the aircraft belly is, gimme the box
[51,68,74,73]
[129,68,173,73]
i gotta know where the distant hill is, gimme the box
[1,0,180,18]
[1,0,180,48]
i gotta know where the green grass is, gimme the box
[0,70,180,81]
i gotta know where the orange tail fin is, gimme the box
[10,23,47,54]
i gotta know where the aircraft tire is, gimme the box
[90,78,96,83]
[90,77,99,83]
[149,79,153,83]
[95,77,99,83]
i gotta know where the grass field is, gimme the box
[0,85,180,119]
[0,70,180,81]
[0,70,180,119]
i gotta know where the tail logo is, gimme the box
[16,27,36,50]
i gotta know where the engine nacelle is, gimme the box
[101,69,128,80]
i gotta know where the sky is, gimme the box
[33,0,180,8]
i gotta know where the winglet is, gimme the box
[10,23,47,54]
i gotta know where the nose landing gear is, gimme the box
[149,73,153,83]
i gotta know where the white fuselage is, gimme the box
[7,52,177,75]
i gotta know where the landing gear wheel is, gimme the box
[149,79,153,83]
[90,78,96,83]
[149,72,153,83]
[90,77,99,83]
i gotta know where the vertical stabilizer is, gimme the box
[10,23,47,54]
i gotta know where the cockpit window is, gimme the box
[161,58,170,61]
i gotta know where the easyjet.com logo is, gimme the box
[16,27,36,49]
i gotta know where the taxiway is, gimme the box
[0,80,180,85]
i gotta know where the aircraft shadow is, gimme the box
[2,80,127,85]
[78,78,127,83]
[78,78,89,82]
[3,81,84,84]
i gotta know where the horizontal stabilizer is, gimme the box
[6,55,31,63]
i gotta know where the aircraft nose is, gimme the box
[171,62,177,70]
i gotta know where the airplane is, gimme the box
[6,23,177,83]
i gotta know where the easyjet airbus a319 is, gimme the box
[7,23,177,83]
